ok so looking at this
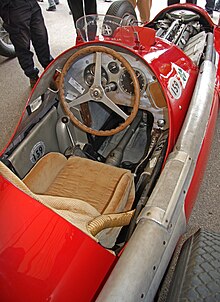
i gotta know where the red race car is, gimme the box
[0,2,219,301]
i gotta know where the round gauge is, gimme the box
[119,68,146,95]
[108,61,119,74]
[84,63,108,87]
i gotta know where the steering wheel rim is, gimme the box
[59,45,140,136]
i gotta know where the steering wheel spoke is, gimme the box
[68,91,91,107]
[93,52,102,86]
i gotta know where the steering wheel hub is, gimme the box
[90,86,103,100]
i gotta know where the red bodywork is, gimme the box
[0,4,219,302]
[0,177,116,302]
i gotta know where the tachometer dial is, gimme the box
[119,68,146,95]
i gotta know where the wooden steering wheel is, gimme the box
[59,45,140,136]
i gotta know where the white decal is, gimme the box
[69,77,85,94]
[66,92,77,101]
[29,97,42,113]
[168,77,182,99]
[172,63,189,88]
[30,141,45,164]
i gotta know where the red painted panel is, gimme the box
[0,178,116,302]
[146,40,198,150]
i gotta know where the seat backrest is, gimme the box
[23,152,67,194]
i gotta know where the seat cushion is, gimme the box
[44,156,135,214]
[23,152,135,218]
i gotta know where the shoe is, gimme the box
[29,75,39,88]
[55,1,59,4]
[46,5,56,11]
[104,0,112,2]
[37,0,43,2]
[214,7,220,12]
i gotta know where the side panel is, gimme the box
[184,92,219,219]
[0,178,116,302]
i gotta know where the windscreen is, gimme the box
[76,14,138,47]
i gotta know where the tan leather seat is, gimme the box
[23,152,135,215]
[0,153,135,247]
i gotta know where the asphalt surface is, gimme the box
[0,0,219,299]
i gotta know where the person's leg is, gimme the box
[137,0,151,23]
[167,0,180,5]
[67,0,97,28]
[30,2,53,69]
[67,0,83,27]
[205,0,215,15]
[84,0,97,15]
[3,5,38,79]
[186,0,197,3]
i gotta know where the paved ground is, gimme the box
[0,0,219,299]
